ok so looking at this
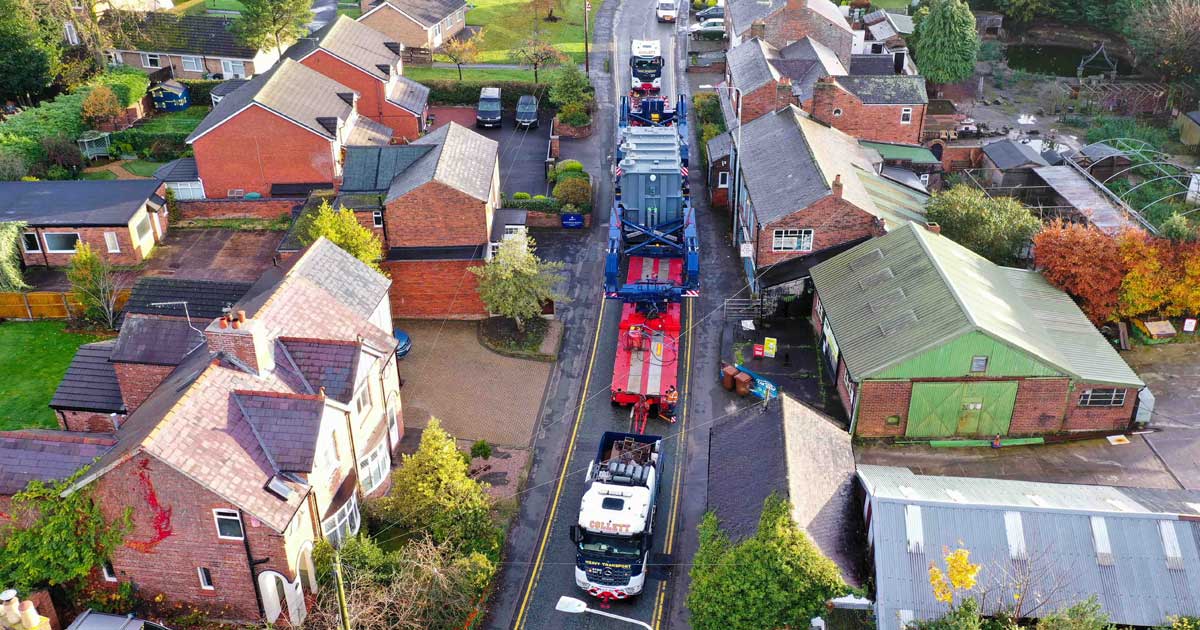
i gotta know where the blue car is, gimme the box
[394,329,412,358]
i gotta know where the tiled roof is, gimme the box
[982,138,1049,169]
[729,0,850,37]
[0,430,117,495]
[706,130,731,166]
[727,37,846,102]
[280,338,360,403]
[110,314,206,366]
[849,54,897,76]
[860,141,941,165]
[153,157,199,182]
[102,11,258,58]
[834,75,927,104]
[370,0,468,27]
[342,145,436,192]
[123,277,253,321]
[388,76,430,115]
[345,116,395,146]
[385,122,498,203]
[187,59,357,143]
[210,79,249,98]
[286,16,399,81]
[234,391,325,472]
[0,180,160,227]
[50,340,125,414]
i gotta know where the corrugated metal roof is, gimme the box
[809,223,1144,386]
[857,167,929,229]
[860,141,941,165]
[1033,165,1138,236]
[860,466,1200,629]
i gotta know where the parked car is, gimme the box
[476,87,502,128]
[656,0,678,21]
[688,18,727,39]
[515,95,539,129]
[394,329,412,359]
[696,5,723,19]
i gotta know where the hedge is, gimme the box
[502,195,563,213]
[180,79,223,106]
[92,66,150,107]
[109,129,190,160]
[423,80,547,108]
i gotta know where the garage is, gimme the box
[906,381,1018,437]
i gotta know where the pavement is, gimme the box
[428,106,554,197]
[395,319,552,447]
[1124,342,1200,490]
[307,0,338,32]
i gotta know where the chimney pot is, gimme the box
[237,310,247,323]
[232,319,241,329]
[319,386,326,399]
[219,318,228,329]
[832,174,844,198]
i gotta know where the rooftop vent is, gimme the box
[384,42,402,55]
[1159,520,1184,570]
[904,504,924,553]
[1090,516,1113,566]
[376,64,392,76]
[850,248,883,270]
[266,476,295,500]
[1003,511,1027,560]
[879,310,917,337]
[859,266,894,290]
[337,92,355,105]
[316,117,339,135]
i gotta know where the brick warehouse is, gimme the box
[809,223,1145,439]
[2,239,404,625]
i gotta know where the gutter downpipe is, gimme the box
[240,509,270,619]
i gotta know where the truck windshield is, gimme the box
[578,531,642,558]
[633,58,662,73]
[479,99,501,112]
[658,2,674,9]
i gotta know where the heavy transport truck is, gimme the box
[569,431,663,601]
[630,39,664,92]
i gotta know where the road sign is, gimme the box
[764,337,777,358]
[753,344,764,358]
[586,0,591,9]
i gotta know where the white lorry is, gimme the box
[630,39,664,92]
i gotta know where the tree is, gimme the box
[0,468,128,591]
[1116,229,1172,319]
[509,34,566,83]
[926,185,1041,265]
[235,0,312,56]
[295,199,384,272]
[687,496,847,630]
[552,176,591,206]
[81,84,122,127]
[470,236,567,332]
[0,18,54,102]
[1161,213,1196,242]
[912,0,979,85]
[372,419,502,560]
[0,222,30,291]
[548,64,590,108]
[1033,221,1125,324]
[441,27,484,81]
[67,240,124,329]
[530,0,563,20]
[1127,0,1200,84]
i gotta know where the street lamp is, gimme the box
[698,84,742,241]
[554,596,654,629]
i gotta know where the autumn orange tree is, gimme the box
[1116,230,1175,319]
[1033,221,1125,324]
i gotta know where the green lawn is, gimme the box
[337,5,362,18]
[0,322,105,431]
[124,160,166,178]
[174,0,245,13]
[869,0,914,10]
[136,106,211,134]
[405,66,538,82]
[79,170,118,180]
[466,0,602,64]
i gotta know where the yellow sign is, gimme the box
[764,337,778,358]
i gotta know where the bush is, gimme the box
[422,80,547,108]
[0,91,89,165]
[81,86,123,128]
[512,191,532,200]
[92,66,150,107]
[692,93,725,129]
[553,177,592,206]
[41,135,83,172]
[470,440,493,460]
[555,170,589,184]
[557,159,584,173]
[533,194,548,200]
[693,0,703,8]
[548,65,592,108]
[0,150,27,181]
[503,194,562,212]
[46,165,72,181]
[179,79,224,106]
[558,102,591,127]
[560,203,580,214]
[108,129,190,160]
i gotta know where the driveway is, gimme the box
[429,106,553,198]
[142,228,284,282]
[395,319,552,447]
[1124,343,1200,489]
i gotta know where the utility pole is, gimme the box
[584,0,591,74]
[333,549,352,630]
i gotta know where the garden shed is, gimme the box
[149,80,190,111]
[1179,111,1200,146]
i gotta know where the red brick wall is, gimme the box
[808,79,926,144]
[297,52,423,141]
[755,0,853,66]
[94,455,294,621]
[1009,377,1070,434]
[934,143,983,172]
[113,362,175,413]
[381,259,488,319]
[754,194,882,267]
[737,81,798,124]
[1064,384,1137,432]
[57,409,123,433]
[22,223,159,267]
[179,199,298,220]
[854,379,912,437]
[384,182,488,248]
[192,105,336,199]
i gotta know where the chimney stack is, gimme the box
[832,174,843,199]
[205,311,274,375]
[810,76,838,126]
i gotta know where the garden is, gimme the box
[0,321,106,431]
[454,0,601,65]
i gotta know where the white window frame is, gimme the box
[182,55,203,72]
[135,215,152,240]
[970,356,988,373]
[140,52,162,69]
[456,7,465,20]
[321,495,361,548]
[221,59,247,78]
[43,232,80,253]
[1079,388,1126,407]
[442,16,451,30]
[101,561,117,582]
[900,107,913,124]
[717,171,729,188]
[104,51,118,66]
[64,21,80,46]
[354,382,373,415]
[198,567,215,590]
[432,23,442,39]
[919,173,930,186]
[358,441,391,495]
[104,232,120,253]
[771,228,814,252]
[22,232,41,253]
[213,509,245,540]
[387,402,400,447]
[372,210,384,227]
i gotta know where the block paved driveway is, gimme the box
[395,319,552,447]
[428,106,552,197]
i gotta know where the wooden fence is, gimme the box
[0,290,132,320]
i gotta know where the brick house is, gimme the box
[810,223,1145,439]
[705,130,732,209]
[0,238,406,625]
[286,16,430,141]
[806,75,928,144]
[357,0,469,51]
[2,180,168,267]
[724,37,847,123]
[186,58,394,199]
[725,0,853,67]
[333,122,509,319]
[732,106,930,287]
[102,11,282,79]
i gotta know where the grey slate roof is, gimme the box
[0,431,117,495]
[234,392,325,472]
[706,130,731,166]
[280,339,360,403]
[386,122,498,203]
[809,223,1144,386]
[153,157,199,183]
[0,180,159,227]
[122,277,253,321]
[210,79,249,98]
[103,11,258,58]
[835,75,927,104]
[346,116,395,146]
[982,139,1049,169]
[50,340,125,414]
[1187,111,1200,126]
[111,315,206,366]
[370,0,468,27]
[727,37,847,102]
[849,54,897,75]
[341,145,435,191]
[187,59,357,143]
[491,208,528,242]
[860,465,1200,630]
[388,76,430,115]
[285,16,400,81]
[726,39,780,93]
[728,0,850,37]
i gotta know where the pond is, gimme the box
[1004,44,1134,77]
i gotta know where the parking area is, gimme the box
[429,106,552,197]
[1124,343,1200,490]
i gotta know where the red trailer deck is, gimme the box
[611,256,682,406]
